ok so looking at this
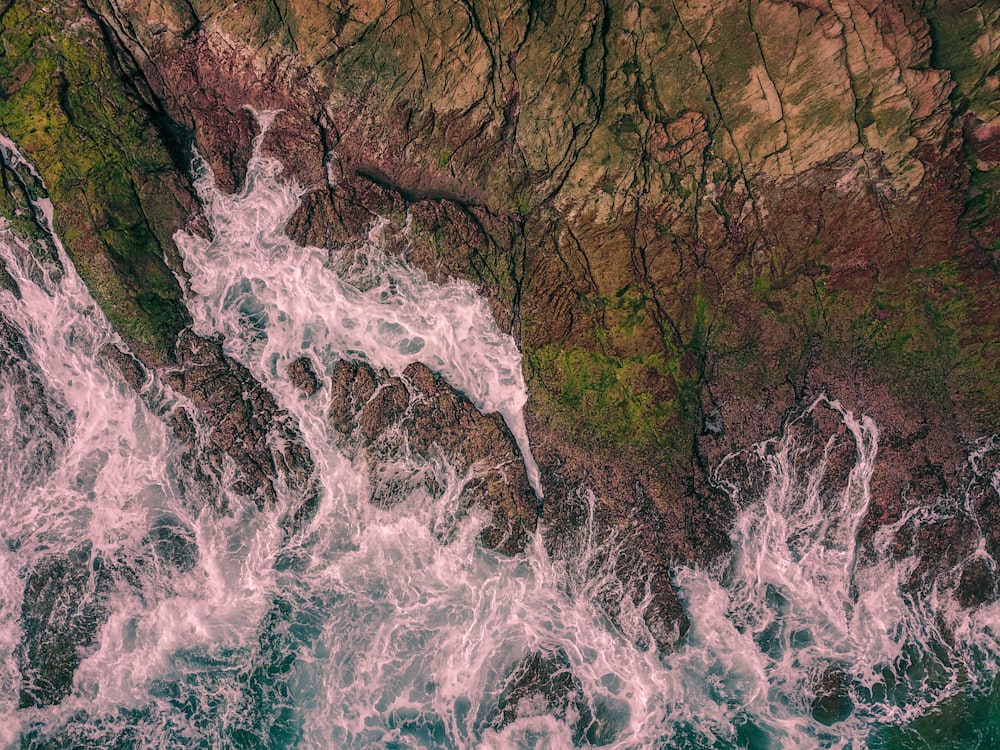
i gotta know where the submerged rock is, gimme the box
[491,649,598,745]
[329,359,538,554]
[0,314,71,491]
[17,544,109,708]
[956,557,998,609]
[811,666,854,726]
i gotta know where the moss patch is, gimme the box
[0,0,189,361]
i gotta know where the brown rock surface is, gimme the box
[329,359,539,555]
[164,331,316,516]
[287,356,320,396]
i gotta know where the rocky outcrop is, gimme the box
[99,333,318,524]
[164,331,316,512]
[328,359,539,555]
[2,0,999,654]
[0,314,71,491]
[286,356,320,396]
[0,0,194,364]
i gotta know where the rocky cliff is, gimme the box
[2,0,999,651]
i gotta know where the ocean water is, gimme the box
[1,119,999,748]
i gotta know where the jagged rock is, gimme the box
[0,314,71,490]
[2,0,1000,669]
[286,356,320,396]
[358,379,409,441]
[329,359,538,554]
[98,343,148,392]
[17,544,109,708]
[956,556,998,609]
[536,450,697,653]
[165,330,315,514]
[329,359,378,434]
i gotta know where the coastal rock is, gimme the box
[1,0,999,663]
[286,356,320,396]
[811,666,854,726]
[534,439,702,652]
[165,331,316,517]
[0,314,71,490]
[329,359,539,554]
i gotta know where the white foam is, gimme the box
[173,114,542,496]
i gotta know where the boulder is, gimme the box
[286,356,320,396]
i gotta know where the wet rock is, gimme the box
[165,330,315,516]
[329,359,378,434]
[286,356,319,396]
[328,359,538,554]
[168,407,198,444]
[537,459,695,653]
[148,513,199,573]
[98,343,148,392]
[811,666,854,726]
[492,649,596,745]
[359,379,409,441]
[18,543,109,708]
[956,557,998,609]
[0,257,19,298]
[0,314,71,490]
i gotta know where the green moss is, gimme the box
[922,4,999,119]
[526,285,718,464]
[528,343,683,456]
[852,259,1000,410]
[872,105,912,140]
[0,0,189,360]
[609,285,649,338]
[752,275,771,297]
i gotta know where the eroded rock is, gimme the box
[491,649,600,745]
[0,314,72,491]
[811,666,854,726]
[165,331,315,515]
[328,359,538,554]
[287,356,320,396]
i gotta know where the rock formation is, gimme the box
[329,359,539,555]
[1,0,999,653]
